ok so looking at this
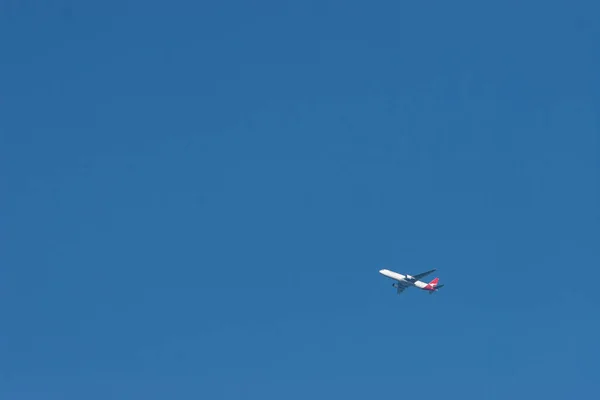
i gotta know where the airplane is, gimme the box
[379,268,444,295]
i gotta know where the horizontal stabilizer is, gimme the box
[428,283,444,295]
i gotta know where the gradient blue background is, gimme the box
[2,1,599,398]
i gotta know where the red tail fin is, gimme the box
[429,277,439,286]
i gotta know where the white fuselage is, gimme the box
[379,269,428,289]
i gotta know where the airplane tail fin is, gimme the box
[428,277,439,286]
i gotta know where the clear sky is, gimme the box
[2,1,599,399]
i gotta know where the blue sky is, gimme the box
[2,0,599,398]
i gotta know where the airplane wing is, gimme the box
[410,268,437,281]
[395,281,411,295]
